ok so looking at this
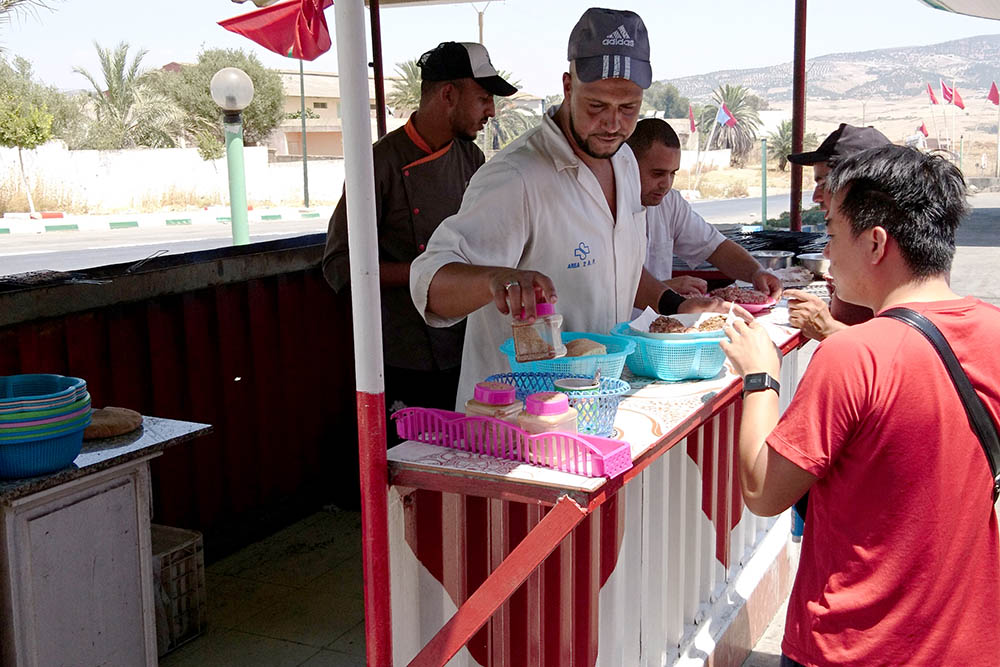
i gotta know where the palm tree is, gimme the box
[478,71,536,155]
[766,120,818,171]
[386,59,420,115]
[697,84,762,167]
[74,41,184,149]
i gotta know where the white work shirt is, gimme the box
[644,189,726,280]
[410,109,647,408]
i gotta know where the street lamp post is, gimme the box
[210,67,255,246]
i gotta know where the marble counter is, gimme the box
[0,416,211,504]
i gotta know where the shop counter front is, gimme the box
[387,311,806,667]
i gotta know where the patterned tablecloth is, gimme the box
[387,307,802,494]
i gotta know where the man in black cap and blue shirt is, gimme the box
[410,8,740,407]
[783,123,892,341]
[323,41,516,422]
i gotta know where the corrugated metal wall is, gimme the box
[0,268,359,556]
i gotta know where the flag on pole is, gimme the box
[953,86,965,110]
[941,79,954,104]
[715,103,737,128]
[219,0,333,61]
[919,122,929,137]
[927,83,939,105]
[689,105,696,133]
[989,81,999,105]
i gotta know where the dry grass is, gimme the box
[676,166,815,200]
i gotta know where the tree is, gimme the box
[642,81,689,117]
[766,119,818,171]
[146,48,284,152]
[386,59,420,115]
[697,84,762,167]
[478,70,536,154]
[0,0,53,46]
[0,92,51,215]
[74,41,185,149]
[0,55,86,148]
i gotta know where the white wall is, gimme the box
[0,142,348,212]
[679,149,731,170]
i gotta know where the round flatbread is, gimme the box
[564,337,607,357]
[84,407,143,440]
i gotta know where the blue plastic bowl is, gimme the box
[499,332,635,380]
[0,375,88,410]
[0,426,86,479]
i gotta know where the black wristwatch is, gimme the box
[742,372,780,398]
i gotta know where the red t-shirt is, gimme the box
[769,297,1000,666]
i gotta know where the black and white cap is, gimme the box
[567,7,651,89]
[417,41,517,97]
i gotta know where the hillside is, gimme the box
[670,34,1000,102]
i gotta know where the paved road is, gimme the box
[692,191,812,224]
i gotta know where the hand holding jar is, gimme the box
[488,268,558,322]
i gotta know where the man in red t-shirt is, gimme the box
[721,144,1000,666]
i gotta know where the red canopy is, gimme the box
[219,0,333,61]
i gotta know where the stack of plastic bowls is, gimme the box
[0,374,91,479]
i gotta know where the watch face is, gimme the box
[745,374,766,391]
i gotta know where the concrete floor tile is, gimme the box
[159,627,320,667]
[297,649,366,667]
[310,555,364,599]
[237,586,366,648]
[325,620,365,656]
[206,573,298,630]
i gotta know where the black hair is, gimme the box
[826,144,968,277]
[626,118,681,157]
[419,78,462,103]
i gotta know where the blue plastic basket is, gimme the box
[0,374,86,403]
[0,426,86,479]
[611,322,727,381]
[499,332,635,380]
[485,372,630,437]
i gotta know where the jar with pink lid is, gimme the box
[512,302,566,363]
[516,391,578,435]
[464,381,522,423]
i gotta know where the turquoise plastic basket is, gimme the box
[611,322,727,381]
[499,332,635,380]
[484,372,630,437]
[0,427,86,479]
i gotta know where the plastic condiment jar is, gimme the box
[512,302,567,363]
[464,381,522,423]
[517,391,578,435]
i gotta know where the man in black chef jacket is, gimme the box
[323,41,516,426]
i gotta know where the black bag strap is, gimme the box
[879,307,1000,503]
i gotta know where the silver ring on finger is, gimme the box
[503,280,519,291]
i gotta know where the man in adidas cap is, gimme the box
[324,41,515,428]
[784,123,892,341]
[410,8,741,408]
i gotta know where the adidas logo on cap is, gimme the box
[602,25,634,47]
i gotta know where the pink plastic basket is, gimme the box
[392,407,632,479]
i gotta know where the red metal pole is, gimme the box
[369,0,388,138]
[408,496,589,667]
[790,0,807,232]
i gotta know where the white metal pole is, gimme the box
[334,1,392,665]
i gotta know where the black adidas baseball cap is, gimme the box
[567,7,651,89]
[417,42,517,97]
[787,123,891,166]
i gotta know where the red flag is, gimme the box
[919,122,928,137]
[219,0,333,62]
[989,81,999,106]
[926,83,939,105]
[953,86,965,110]
[688,105,696,133]
[941,79,954,104]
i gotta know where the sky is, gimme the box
[4,0,1000,99]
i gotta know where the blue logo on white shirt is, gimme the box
[568,241,596,269]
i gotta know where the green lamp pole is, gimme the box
[210,67,255,246]
[760,138,767,225]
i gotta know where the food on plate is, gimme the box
[771,265,815,287]
[709,286,772,304]
[696,315,727,332]
[564,337,607,357]
[84,406,143,440]
[649,315,689,333]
